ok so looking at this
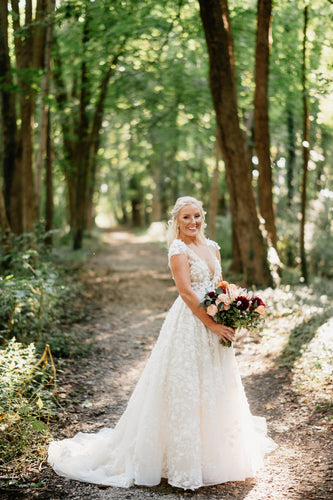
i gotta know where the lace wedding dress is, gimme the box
[48,238,276,490]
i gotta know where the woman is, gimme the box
[48,196,276,490]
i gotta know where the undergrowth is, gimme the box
[0,230,101,477]
[0,339,56,466]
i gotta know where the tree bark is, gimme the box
[286,106,296,208]
[300,5,309,284]
[0,1,21,232]
[19,0,35,233]
[72,14,91,250]
[0,188,10,233]
[84,44,126,231]
[35,0,54,219]
[199,0,273,287]
[53,18,127,248]
[44,109,53,246]
[7,0,49,234]
[52,39,76,229]
[208,137,220,241]
[254,0,277,248]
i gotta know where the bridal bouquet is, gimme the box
[199,280,266,347]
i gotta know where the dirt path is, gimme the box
[6,230,332,499]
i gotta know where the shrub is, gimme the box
[0,339,57,465]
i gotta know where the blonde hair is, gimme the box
[166,196,206,247]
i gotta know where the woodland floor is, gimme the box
[2,229,332,500]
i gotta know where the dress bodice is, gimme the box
[168,238,221,298]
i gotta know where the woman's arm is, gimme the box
[170,254,235,344]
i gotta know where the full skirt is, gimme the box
[48,296,276,490]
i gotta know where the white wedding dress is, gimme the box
[48,238,276,490]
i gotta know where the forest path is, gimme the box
[12,230,333,499]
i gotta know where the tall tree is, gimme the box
[1,0,50,234]
[35,0,55,219]
[198,0,273,286]
[254,0,277,248]
[53,1,128,249]
[208,137,221,241]
[44,109,53,246]
[286,106,296,208]
[0,0,18,231]
[300,3,309,283]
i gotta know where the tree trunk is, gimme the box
[53,20,127,247]
[44,109,53,246]
[254,0,277,248]
[208,137,220,240]
[84,46,126,231]
[8,0,49,234]
[300,5,309,284]
[129,175,142,227]
[151,155,162,222]
[0,188,12,272]
[199,0,273,287]
[0,188,10,233]
[117,168,129,225]
[286,106,296,208]
[0,1,21,232]
[230,225,243,274]
[52,39,76,230]
[72,14,91,250]
[35,0,54,219]
[18,0,35,233]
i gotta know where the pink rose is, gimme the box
[223,303,230,310]
[255,305,265,315]
[216,293,230,306]
[207,304,218,317]
[220,293,231,303]
[228,284,239,301]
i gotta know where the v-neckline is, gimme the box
[185,243,217,278]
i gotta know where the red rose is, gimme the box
[253,297,265,307]
[249,296,265,310]
[235,296,250,311]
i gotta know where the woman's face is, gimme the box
[177,203,202,240]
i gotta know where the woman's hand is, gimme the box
[210,323,235,344]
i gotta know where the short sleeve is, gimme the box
[206,238,220,251]
[168,239,187,266]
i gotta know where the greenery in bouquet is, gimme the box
[200,280,266,347]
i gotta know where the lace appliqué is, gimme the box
[206,238,220,252]
[168,238,222,299]
[168,239,187,263]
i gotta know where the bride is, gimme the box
[48,196,276,490]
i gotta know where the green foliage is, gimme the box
[0,273,56,343]
[214,215,233,262]
[275,189,333,279]
[0,262,72,347]
[0,339,56,465]
[2,0,332,272]
[0,230,93,357]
